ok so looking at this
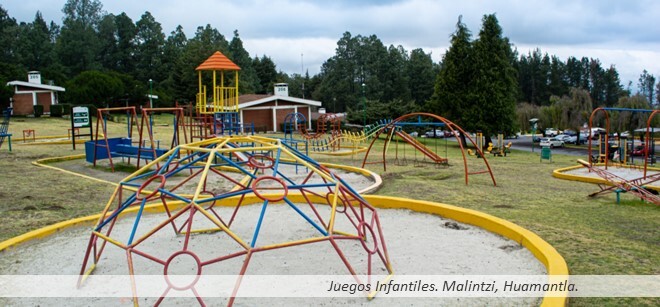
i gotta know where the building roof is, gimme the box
[6,81,65,92]
[196,51,241,71]
[238,94,322,109]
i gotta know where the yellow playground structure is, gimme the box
[196,51,240,114]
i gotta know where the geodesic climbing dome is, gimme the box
[78,135,392,306]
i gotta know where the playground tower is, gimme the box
[195,51,240,114]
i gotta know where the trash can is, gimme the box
[540,146,552,162]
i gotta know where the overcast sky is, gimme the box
[4,0,660,91]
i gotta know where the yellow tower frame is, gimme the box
[195,51,241,114]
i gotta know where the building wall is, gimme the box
[12,93,34,115]
[36,92,52,113]
[11,91,55,115]
[243,109,272,132]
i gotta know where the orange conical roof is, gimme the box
[196,51,241,71]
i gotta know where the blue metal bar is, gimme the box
[601,107,655,113]
[164,152,211,178]
[95,193,138,231]
[215,152,258,179]
[159,189,192,203]
[275,170,297,186]
[157,148,181,175]
[120,182,143,188]
[250,199,269,247]
[122,170,159,184]
[271,148,282,176]
[337,177,367,203]
[283,197,328,236]
[195,188,253,204]
[127,198,148,245]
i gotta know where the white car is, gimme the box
[540,137,564,148]
[545,128,559,137]
[555,134,570,142]
[424,130,444,138]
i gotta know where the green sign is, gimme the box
[72,106,90,128]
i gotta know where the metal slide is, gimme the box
[395,130,448,164]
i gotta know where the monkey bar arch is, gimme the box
[587,107,659,178]
[361,112,496,186]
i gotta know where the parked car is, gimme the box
[409,131,419,137]
[540,137,564,148]
[563,129,577,136]
[559,134,579,144]
[632,144,648,156]
[555,134,571,142]
[544,128,559,137]
[424,129,444,138]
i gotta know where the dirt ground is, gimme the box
[0,204,545,306]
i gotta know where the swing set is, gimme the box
[86,107,186,172]
[362,113,496,186]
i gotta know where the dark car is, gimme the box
[632,144,648,156]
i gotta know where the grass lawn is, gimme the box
[0,117,658,306]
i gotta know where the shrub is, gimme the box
[60,103,72,116]
[33,105,43,117]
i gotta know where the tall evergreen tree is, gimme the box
[162,25,187,101]
[228,30,258,94]
[602,65,624,106]
[56,0,104,75]
[253,55,277,94]
[134,11,165,83]
[547,55,569,98]
[175,24,230,100]
[470,14,518,140]
[114,13,136,73]
[97,13,118,70]
[382,44,411,103]
[428,16,473,128]
[407,48,436,105]
[638,69,656,106]
[0,5,18,64]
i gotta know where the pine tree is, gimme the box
[229,30,258,94]
[470,14,518,141]
[428,16,474,128]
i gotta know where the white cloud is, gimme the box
[3,0,659,88]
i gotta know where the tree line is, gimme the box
[1,0,658,137]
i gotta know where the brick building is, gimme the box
[6,71,65,115]
[239,83,321,132]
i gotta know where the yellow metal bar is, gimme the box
[198,71,202,112]
[213,70,217,112]
[95,186,121,226]
[332,230,358,237]
[192,147,219,200]
[257,236,327,251]
[327,185,340,232]
[93,231,126,249]
[234,71,239,112]
[121,149,175,182]
[180,227,224,235]
[79,263,97,286]
[367,273,395,299]
[192,203,250,249]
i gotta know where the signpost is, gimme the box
[71,106,93,150]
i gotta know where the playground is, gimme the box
[0,57,657,306]
[0,115,658,306]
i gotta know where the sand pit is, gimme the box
[0,204,545,306]
[557,164,660,189]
